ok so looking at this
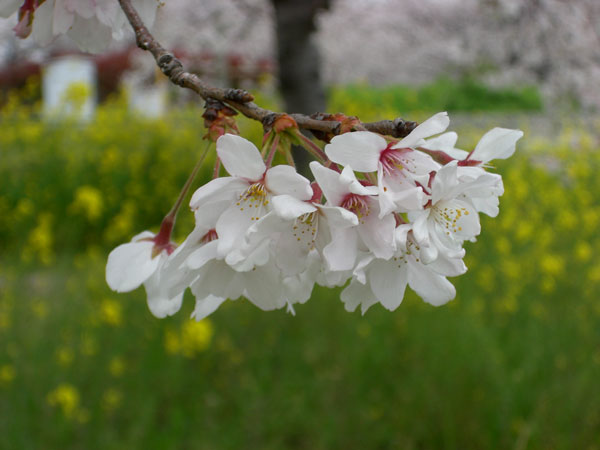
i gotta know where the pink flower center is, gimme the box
[380,148,405,176]
[202,229,218,243]
[341,193,370,219]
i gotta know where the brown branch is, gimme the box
[117,0,417,139]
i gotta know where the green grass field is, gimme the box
[1,87,599,449]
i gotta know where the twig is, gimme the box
[117,0,418,139]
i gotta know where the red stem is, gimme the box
[295,131,329,162]
[156,141,212,247]
[265,134,280,168]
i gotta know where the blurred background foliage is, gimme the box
[329,78,543,116]
[1,77,600,449]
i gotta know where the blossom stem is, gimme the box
[261,132,273,158]
[325,160,342,173]
[295,131,329,162]
[417,146,454,165]
[284,148,296,167]
[167,141,212,220]
[212,157,221,179]
[265,134,280,168]
[155,141,212,247]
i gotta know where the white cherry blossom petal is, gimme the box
[106,239,160,292]
[356,205,396,260]
[191,295,227,321]
[396,112,449,148]
[265,165,312,199]
[408,263,456,306]
[226,237,271,271]
[190,176,248,210]
[70,0,95,19]
[283,266,317,305]
[435,198,481,241]
[341,165,378,196]
[216,134,266,180]
[341,279,378,314]
[352,253,375,284]
[471,196,499,218]
[411,211,431,247]
[31,0,55,45]
[272,195,317,220]
[309,161,347,206]
[323,227,358,271]
[423,131,458,152]
[470,128,524,162]
[186,240,219,270]
[215,200,266,259]
[369,258,408,311]
[325,131,386,172]
[318,205,359,229]
[144,271,184,318]
[0,0,21,18]
[53,0,75,34]
[67,15,113,53]
[427,254,467,277]
[191,260,245,301]
[419,242,439,265]
[243,263,286,310]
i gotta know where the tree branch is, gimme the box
[117,0,417,139]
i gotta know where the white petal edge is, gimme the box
[265,165,312,200]
[106,240,161,292]
[470,128,524,162]
[191,295,227,321]
[396,112,450,148]
[325,131,385,172]
[272,195,317,220]
[216,134,266,180]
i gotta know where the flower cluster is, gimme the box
[106,112,523,318]
[1,0,160,53]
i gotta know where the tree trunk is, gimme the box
[271,0,329,175]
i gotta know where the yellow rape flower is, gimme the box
[165,320,214,358]
[26,212,54,265]
[587,264,600,283]
[180,320,213,357]
[0,365,15,386]
[575,242,592,262]
[46,384,80,419]
[100,299,123,327]
[164,329,181,355]
[540,255,565,277]
[69,185,104,222]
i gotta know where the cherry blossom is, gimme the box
[324,112,449,217]
[408,160,505,264]
[309,161,396,271]
[189,133,312,271]
[105,230,183,318]
[1,0,160,52]
[341,225,466,314]
[104,112,522,319]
